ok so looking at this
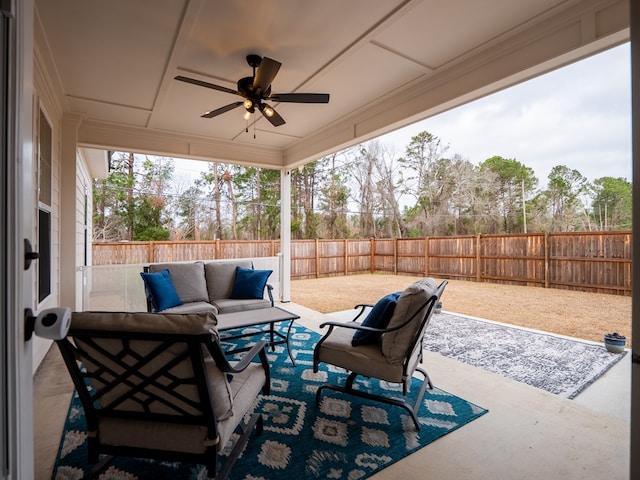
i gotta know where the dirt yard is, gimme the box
[290,274,632,346]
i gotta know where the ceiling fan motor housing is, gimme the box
[237,76,255,97]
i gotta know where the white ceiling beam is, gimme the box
[78,120,285,169]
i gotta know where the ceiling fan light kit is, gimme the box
[175,54,330,128]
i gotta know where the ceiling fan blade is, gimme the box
[201,101,243,118]
[259,103,285,127]
[175,75,239,96]
[268,93,330,103]
[253,57,281,95]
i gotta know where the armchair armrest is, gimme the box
[318,319,384,333]
[266,284,274,306]
[352,303,374,322]
[142,265,155,312]
[206,338,271,394]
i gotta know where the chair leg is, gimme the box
[419,366,434,390]
[214,413,262,480]
[82,455,115,480]
[315,370,433,431]
[315,372,357,406]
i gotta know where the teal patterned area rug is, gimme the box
[52,325,488,479]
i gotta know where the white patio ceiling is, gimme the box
[35,0,629,169]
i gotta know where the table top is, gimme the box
[216,306,300,330]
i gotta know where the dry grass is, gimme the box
[290,274,632,346]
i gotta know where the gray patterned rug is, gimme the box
[423,312,627,399]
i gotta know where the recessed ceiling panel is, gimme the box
[157,74,248,139]
[281,42,428,129]
[374,0,567,68]
[180,0,406,92]
[67,98,151,128]
[36,0,186,108]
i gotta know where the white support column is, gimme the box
[280,168,291,302]
[630,1,639,478]
[59,114,81,309]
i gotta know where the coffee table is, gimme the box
[216,306,300,365]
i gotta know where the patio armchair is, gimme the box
[313,278,447,430]
[55,311,270,479]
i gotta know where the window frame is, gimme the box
[36,107,52,303]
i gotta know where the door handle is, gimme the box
[24,238,39,270]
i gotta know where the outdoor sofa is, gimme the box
[142,260,274,315]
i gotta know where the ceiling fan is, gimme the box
[175,54,330,127]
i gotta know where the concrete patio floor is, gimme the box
[33,303,631,479]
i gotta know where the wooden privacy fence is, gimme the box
[92,231,632,295]
[92,240,280,265]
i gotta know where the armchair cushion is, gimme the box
[316,323,406,384]
[230,266,273,300]
[70,311,234,420]
[71,311,218,335]
[382,278,438,364]
[203,352,235,420]
[139,269,183,311]
[352,292,401,346]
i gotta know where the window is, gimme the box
[38,109,52,302]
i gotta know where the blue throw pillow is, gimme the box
[230,266,273,300]
[352,292,402,346]
[140,269,183,311]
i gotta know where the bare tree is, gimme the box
[348,145,377,237]
[318,153,350,238]
[397,131,449,236]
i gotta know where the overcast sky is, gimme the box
[378,42,632,187]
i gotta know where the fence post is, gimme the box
[370,238,375,274]
[544,232,550,288]
[394,238,398,275]
[148,241,154,264]
[344,239,348,275]
[476,234,481,282]
[315,239,320,278]
[424,237,429,276]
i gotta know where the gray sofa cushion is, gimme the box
[212,298,272,315]
[149,261,209,304]
[160,301,218,315]
[204,260,252,302]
